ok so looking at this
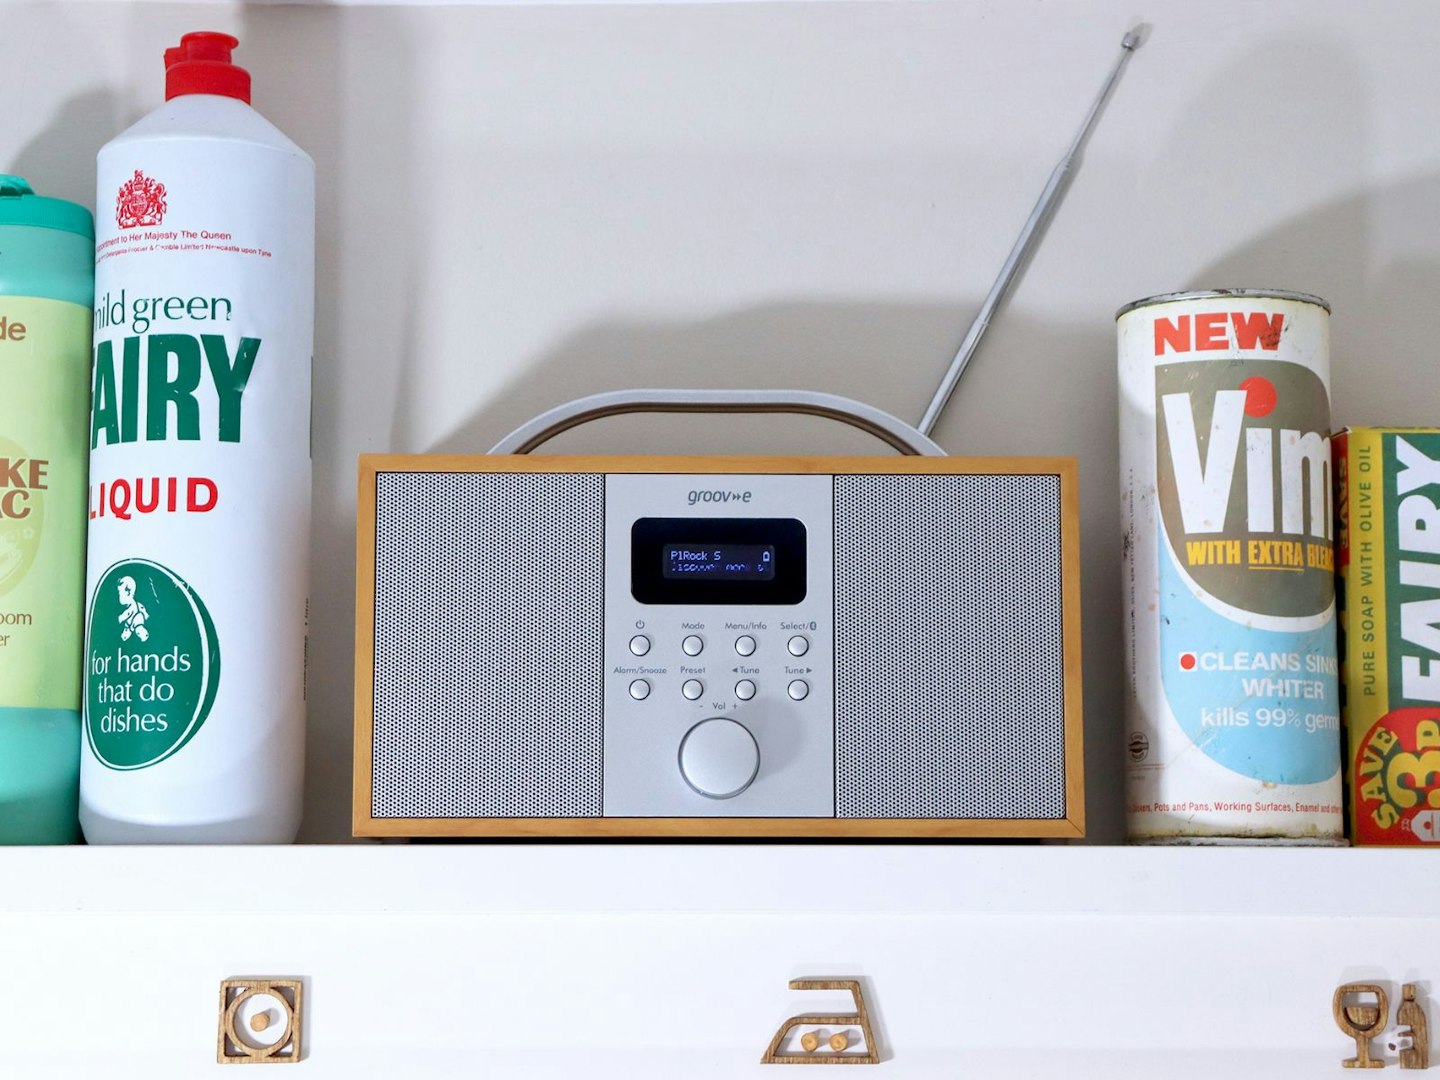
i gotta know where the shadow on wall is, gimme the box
[298,13,1440,844]
[1144,30,1440,422]
[410,151,1440,846]
[8,9,1438,847]
[423,299,1128,845]
[1189,173,1440,426]
[420,300,1059,458]
[5,88,120,212]
[237,3,415,845]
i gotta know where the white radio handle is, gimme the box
[489,389,946,457]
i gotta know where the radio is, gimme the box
[354,391,1083,838]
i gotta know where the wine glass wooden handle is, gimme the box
[1335,983,1389,1069]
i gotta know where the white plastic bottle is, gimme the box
[81,32,313,843]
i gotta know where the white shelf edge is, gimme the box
[2,844,1432,917]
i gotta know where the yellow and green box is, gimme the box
[1334,427,1440,845]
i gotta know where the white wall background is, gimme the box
[5,0,1440,843]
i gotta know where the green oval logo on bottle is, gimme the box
[0,436,43,598]
[85,559,220,770]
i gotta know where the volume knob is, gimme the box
[678,718,759,800]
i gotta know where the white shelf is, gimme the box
[7,3,1440,1073]
[2,847,1432,1077]
[0,843,1432,916]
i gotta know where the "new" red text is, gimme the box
[1154,312,1285,355]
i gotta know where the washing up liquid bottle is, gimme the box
[0,177,94,844]
[81,32,314,842]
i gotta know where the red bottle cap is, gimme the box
[164,32,251,103]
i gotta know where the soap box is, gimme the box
[1334,427,1440,845]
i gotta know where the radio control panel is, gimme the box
[603,474,835,817]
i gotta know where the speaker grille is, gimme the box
[834,474,1068,819]
[371,472,605,818]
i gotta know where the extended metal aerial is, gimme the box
[918,26,1145,437]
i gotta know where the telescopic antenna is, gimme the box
[917,26,1144,438]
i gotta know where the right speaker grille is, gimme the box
[833,473,1068,820]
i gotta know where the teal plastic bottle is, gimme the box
[0,176,94,843]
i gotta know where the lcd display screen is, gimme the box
[662,544,776,581]
[632,517,806,605]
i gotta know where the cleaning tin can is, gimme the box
[1118,290,1344,843]
[0,177,94,844]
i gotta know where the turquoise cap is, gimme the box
[0,175,95,240]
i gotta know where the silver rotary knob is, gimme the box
[678,717,759,799]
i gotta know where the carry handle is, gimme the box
[488,389,946,456]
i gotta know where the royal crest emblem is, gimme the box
[116,170,167,229]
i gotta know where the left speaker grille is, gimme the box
[372,472,605,818]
